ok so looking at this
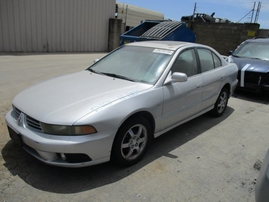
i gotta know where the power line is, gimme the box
[238,1,262,23]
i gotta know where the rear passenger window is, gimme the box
[197,49,222,72]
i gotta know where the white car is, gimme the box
[5,41,238,167]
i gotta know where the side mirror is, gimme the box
[172,72,188,82]
[164,72,188,85]
[228,50,233,56]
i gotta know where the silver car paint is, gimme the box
[5,112,115,167]
[12,71,152,126]
[5,41,238,167]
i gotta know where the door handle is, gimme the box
[196,82,202,88]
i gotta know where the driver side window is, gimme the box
[171,49,198,77]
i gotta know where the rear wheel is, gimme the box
[210,87,229,117]
[111,117,152,166]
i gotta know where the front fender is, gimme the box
[74,87,164,133]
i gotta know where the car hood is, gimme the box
[232,56,269,73]
[13,71,152,125]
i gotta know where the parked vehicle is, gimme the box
[228,38,269,93]
[181,13,215,22]
[255,149,269,202]
[181,12,230,23]
[5,41,238,167]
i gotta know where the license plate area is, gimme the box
[8,126,23,147]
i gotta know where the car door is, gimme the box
[197,48,226,110]
[161,48,203,130]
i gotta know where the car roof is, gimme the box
[125,41,196,51]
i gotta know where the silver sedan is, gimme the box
[5,41,238,167]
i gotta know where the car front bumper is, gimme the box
[237,83,269,93]
[5,110,116,167]
[238,70,269,93]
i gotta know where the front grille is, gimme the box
[245,72,262,84]
[12,106,43,132]
[13,106,21,119]
[26,115,42,132]
[262,73,269,85]
[239,71,268,85]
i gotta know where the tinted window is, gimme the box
[197,49,222,72]
[197,49,214,72]
[212,53,222,68]
[171,49,198,77]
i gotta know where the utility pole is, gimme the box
[192,2,196,22]
[125,5,128,25]
[250,2,256,23]
[254,1,262,23]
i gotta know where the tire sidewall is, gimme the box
[111,116,152,166]
[212,88,229,117]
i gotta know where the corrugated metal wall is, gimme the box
[117,3,164,28]
[0,0,115,52]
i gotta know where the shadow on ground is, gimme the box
[2,107,234,194]
[233,90,269,105]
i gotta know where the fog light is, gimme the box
[60,153,66,160]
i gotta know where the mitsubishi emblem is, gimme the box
[17,113,23,126]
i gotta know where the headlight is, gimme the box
[41,123,97,135]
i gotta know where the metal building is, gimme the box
[116,2,164,30]
[0,0,115,52]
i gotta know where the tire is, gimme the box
[210,87,229,117]
[111,116,152,166]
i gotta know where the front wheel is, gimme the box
[210,88,229,117]
[111,117,152,166]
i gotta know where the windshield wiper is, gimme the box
[249,57,262,60]
[232,54,264,60]
[232,55,252,59]
[88,69,135,82]
[88,68,101,74]
[232,54,241,58]
[101,72,135,82]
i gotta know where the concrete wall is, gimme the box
[0,0,115,52]
[187,22,260,55]
[108,18,122,52]
[258,29,269,38]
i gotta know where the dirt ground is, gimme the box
[1,53,269,201]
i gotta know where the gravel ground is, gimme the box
[1,53,269,202]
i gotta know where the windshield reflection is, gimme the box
[233,42,269,61]
[88,46,173,84]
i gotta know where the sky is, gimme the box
[119,0,269,29]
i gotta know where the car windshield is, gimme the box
[233,41,269,61]
[87,46,173,84]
